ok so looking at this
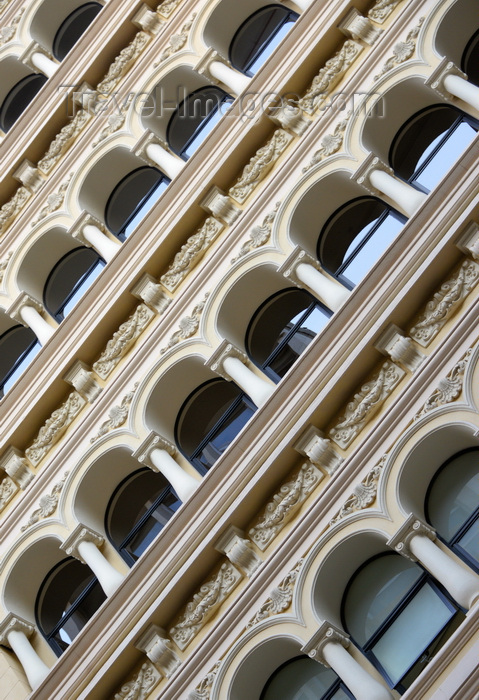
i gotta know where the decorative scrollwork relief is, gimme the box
[374,18,424,80]
[188,662,221,700]
[247,559,304,628]
[31,174,73,225]
[298,41,362,114]
[0,251,12,284]
[97,32,150,95]
[0,476,18,513]
[249,463,322,551]
[329,457,386,526]
[0,187,31,236]
[414,347,473,420]
[91,384,139,442]
[160,218,223,291]
[25,393,86,466]
[154,14,195,65]
[228,130,292,204]
[156,0,183,19]
[93,304,155,380]
[231,202,281,262]
[21,472,69,530]
[113,661,160,700]
[37,111,91,174]
[92,96,133,146]
[0,8,23,45]
[329,362,405,449]
[302,115,350,172]
[169,563,241,650]
[368,0,405,23]
[161,294,208,354]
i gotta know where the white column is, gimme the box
[222,354,274,407]
[303,623,393,700]
[83,224,121,263]
[444,74,479,111]
[19,304,54,345]
[150,447,199,502]
[296,262,349,311]
[146,143,184,178]
[369,168,426,217]
[389,515,479,609]
[31,52,57,78]
[208,60,250,96]
[0,616,50,691]
[61,525,124,598]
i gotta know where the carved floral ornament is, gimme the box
[161,293,209,354]
[91,384,139,442]
[154,14,196,66]
[0,476,17,513]
[114,661,160,700]
[329,456,386,526]
[414,346,474,420]
[21,472,69,531]
[0,7,23,46]
[374,18,424,80]
[231,202,281,262]
[302,115,350,173]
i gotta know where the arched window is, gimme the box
[389,105,478,193]
[167,86,233,159]
[105,469,181,566]
[261,656,352,700]
[105,166,169,239]
[43,247,104,322]
[426,448,479,572]
[462,29,479,86]
[176,379,256,472]
[246,288,331,382]
[230,5,298,76]
[53,2,103,60]
[0,325,40,398]
[318,197,406,287]
[0,74,47,132]
[342,553,464,693]
[36,558,106,656]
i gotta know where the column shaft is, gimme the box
[208,61,250,96]
[296,263,349,311]
[146,143,184,178]
[222,355,274,407]
[323,641,393,700]
[7,628,50,691]
[83,224,121,263]
[444,74,479,111]
[369,169,426,216]
[77,539,124,597]
[19,305,55,345]
[31,52,57,78]
[150,448,199,502]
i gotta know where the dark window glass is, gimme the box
[230,5,297,76]
[53,2,103,60]
[462,29,479,87]
[44,247,104,321]
[0,74,47,132]
[36,558,106,656]
[0,325,40,398]
[261,656,353,700]
[176,380,256,472]
[105,166,168,239]
[247,289,330,382]
[426,448,479,571]
[318,197,406,287]
[167,86,233,159]
[342,553,464,692]
[389,105,478,192]
[106,469,181,566]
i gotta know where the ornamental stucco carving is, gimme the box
[97,32,150,95]
[0,186,31,236]
[0,251,12,283]
[329,361,405,448]
[0,8,23,46]
[154,15,195,65]
[113,661,160,700]
[329,456,386,526]
[169,563,241,650]
[409,260,479,346]
[188,662,221,700]
[247,559,304,628]
[160,218,223,291]
[298,41,362,114]
[231,202,281,262]
[0,0,13,15]
[31,174,73,225]
[0,476,18,513]
[368,0,405,23]
[92,96,133,146]
[414,346,473,419]
[302,116,349,172]
[228,130,292,203]
[25,392,86,466]
[37,110,91,174]
[21,472,69,531]
[92,304,155,379]
[161,294,209,353]
[156,0,183,18]
[374,18,424,80]
[91,384,139,442]
[249,463,322,550]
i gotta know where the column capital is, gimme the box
[294,425,343,475]
[302,622,350,667]
[456,221,479,261]
[195,47,225,83]
[135,624,181,677]
[61,523,104,562]
[20,42,53,72]
[7,292,44,325]
[13,159,44,193]
[131,273,171,314]
[132,4,162,34]
[375,324,425,372]
[353,153,393,196]
[133,431,177,469]
[132,130,167,164]
[205,340,248,381]
[201,185,241,225]
[215,525,261,577]
[0,614,34,647]
[63,360,102,402]
[72,82,98,113]
[268,103,309,136]
[0,446,34,489]
[278,246,319,286]
[68,210,106,246]
[338,8,382,45]
[387,514,436,562]
[426,57,467,100]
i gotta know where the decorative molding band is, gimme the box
[160,219,223,291]
[374,18,424,81]
[246,558,304,628]
[97,31,151,95]
[91,384,139,443]
[414,346,473,420]
[188,661,221,700]
[113,661,161,700]
[0,186,31,236]
[31,174,73,225]
[329,456,386,526]
[154,14,196,66]
[249,462,323,551]
[231,202,281,262]
[161,294,209,354]
[21,472,69,531]
[169,563,242,650]
[302,115,350,172]
[0,0,13,17]
[38,110,92,174]
[0,476,18,513]
[25,392,86,467]
[156,0,183,19]
[228,130,292,204]
[329,361,406,449]
[92,304,155,380]
[409,260,479,347]
[368,0,405,23]
[298,40,363,114]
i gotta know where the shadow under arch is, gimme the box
[29,0,102,58]
[434,0,479,78]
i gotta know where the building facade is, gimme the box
[0,0,478,698]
